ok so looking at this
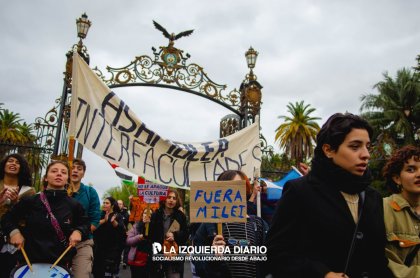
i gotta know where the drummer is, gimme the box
[1,160,89,268]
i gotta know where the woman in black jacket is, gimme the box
[93,196,126,278]
[266,113,392,278]
[148,189,187,278]
[1,160,89,268]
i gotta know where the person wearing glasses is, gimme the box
[193,170,268,278]
[266,113,392,278]
[382,145,420,277]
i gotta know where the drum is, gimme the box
[10,263,71,278]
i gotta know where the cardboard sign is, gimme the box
[129,197,159,222]
[190,180,246,223]
[137,183,169,204]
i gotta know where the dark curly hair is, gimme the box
[0,153,32,188]
[382,145,420,193]
[314,113,373,159]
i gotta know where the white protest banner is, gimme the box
[70,53,262,189]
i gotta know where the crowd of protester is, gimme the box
[0,113,419,278]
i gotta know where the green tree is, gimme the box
[0,104,47,192]
[103,182,137,207]
[360,68,420,145]
[275,101,320,165]
[261,152,293,181]
[0,109,26,144]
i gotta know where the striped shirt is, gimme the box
[222,217,264,278]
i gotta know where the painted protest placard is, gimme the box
[138,183,169,204]
[129,197,159,222]
[190,180,246,223]
[69,53,262,190]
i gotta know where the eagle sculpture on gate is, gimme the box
[153,20,194,46]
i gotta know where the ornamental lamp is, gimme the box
[76,13,91,39]
[245,47,258,69]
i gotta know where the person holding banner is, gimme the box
[68,158,101,278]
[1,160,89,269]
[93,196,126,278]
[149,189,188,278]
[193,170,268,278]
[0,154,35,278]
[266,113,392,278]
[126,208,154,277]
[382,145,420,277]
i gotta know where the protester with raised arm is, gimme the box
[193,170,268,278]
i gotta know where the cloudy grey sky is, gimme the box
[1,0,420,198]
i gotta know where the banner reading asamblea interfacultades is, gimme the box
[69,53,262,189]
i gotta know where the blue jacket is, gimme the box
[72,183,101,238]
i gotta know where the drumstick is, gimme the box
[20,245,33,272]
[49,245,72,271]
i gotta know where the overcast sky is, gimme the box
[1,0,420,199]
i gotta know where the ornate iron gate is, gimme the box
[51,14,265,162]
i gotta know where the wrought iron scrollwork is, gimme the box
[93,44,241,113]
[33,97,60,153]
[260,133,274,157]
[220,114,241,137]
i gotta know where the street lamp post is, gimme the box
[240,47,263,129]
[52,13,91,159]
[219,47,263,137]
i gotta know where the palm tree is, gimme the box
[360,68,420,145]
[0,107,41,164]
[0,109,26,144]
[275,101,320,165]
